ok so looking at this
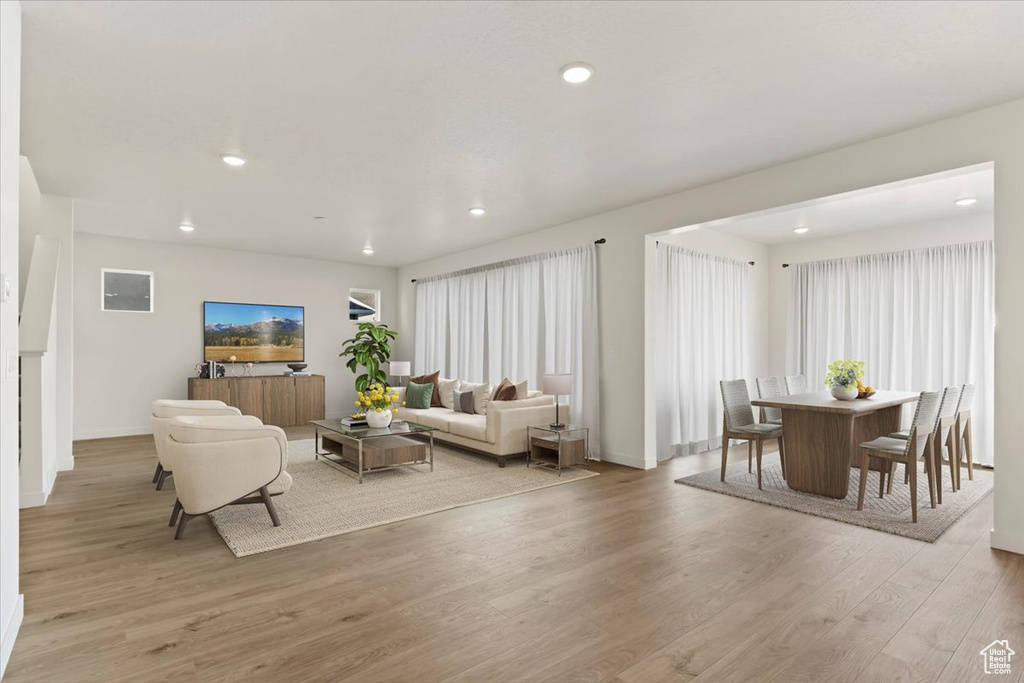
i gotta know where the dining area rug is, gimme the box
[209,438,598,557]
[675,455,993,542]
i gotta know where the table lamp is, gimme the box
[389,361,411,387]
[541,373,572,429]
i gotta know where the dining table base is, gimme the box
[781,405,903,499]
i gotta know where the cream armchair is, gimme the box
[165,415,293,539]
[151,399,242,490]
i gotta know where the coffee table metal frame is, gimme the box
[311,419,436,484]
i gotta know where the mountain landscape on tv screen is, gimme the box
[204,315,304,362]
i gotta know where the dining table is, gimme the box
[750,390,919,499]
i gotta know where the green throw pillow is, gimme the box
[406,381,433,409]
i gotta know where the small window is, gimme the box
[102,269,153,312]
[349,288,380,321]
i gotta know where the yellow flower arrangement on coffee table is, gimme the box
[352,383,403,418]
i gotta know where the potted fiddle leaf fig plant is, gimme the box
[339,322,398,392]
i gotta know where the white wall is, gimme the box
[397,99,1023,555]
[0,1,23,675]
[766,212,994,377]
[16,157,38,305]
[40,196,73,470]
[16,163,73,490]
[73,234,398,439]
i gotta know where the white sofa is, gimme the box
[394,386,565,467]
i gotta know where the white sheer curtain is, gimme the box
[447,271,487,380]
[486,262,541,384]
[542,247,601,455]
[654,244,748,460]
[413,278,448,376]
[787,241,994,464]
[412,245,601,457]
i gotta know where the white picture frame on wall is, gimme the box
[101,268,154,313]
[349,288,380,322]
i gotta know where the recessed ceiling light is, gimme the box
[793,227,809,234]
[220,154,246,167]
[362,246,374,255]
[560,62,594,84]
[954,197,977,206]
[178,223,195,232]
[313,216,328,221]
[468,206,486,216]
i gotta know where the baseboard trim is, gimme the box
[20,464,57,508]
[990,529,1024,556]
[1,594,24,678]
[600,450,651,470]
[20,489,48,508]
[73,426,153,441]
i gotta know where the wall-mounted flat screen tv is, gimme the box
[203,301,305,363]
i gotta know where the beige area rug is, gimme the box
[675,453,992,543]
[209,439,598,557]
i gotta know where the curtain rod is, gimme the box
[410,238,605,283]
[781,238,992,269]
[654,241,754,266]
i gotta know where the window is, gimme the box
[349,288,380,321]
[101,269,154,312]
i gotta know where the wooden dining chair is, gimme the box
[857,390,942,523]
[887,385,962,503]
[784,374,808,395]
[755,377,785,425]
[954,383,976,490]
[720,379,785,490]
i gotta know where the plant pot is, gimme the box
[366,409,393,429]
[830,385,858,401]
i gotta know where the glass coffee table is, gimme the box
[311,419,436,483]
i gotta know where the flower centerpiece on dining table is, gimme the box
[354,383,404,429]
[825,359,866,401]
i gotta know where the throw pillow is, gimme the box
[514,380,528,399]
[405,381,433,410]
[458,381,492,415]
[491,378,517,401]
[409,370,442,407]
[453,388,476,414]
[438,377,459,410]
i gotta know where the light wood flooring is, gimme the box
[5,429,1022,682]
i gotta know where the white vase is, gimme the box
[830,385,858,401]
[366,409,393,429]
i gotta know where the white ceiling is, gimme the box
[696,164,994,245]
[20,1,1024,267]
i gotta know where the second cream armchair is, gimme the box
[150,399,242,490]
[165,415,293,539]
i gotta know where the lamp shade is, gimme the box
[541,373,572,395]
[389,361,411,376]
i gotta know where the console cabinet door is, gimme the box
[230,378,265,421]
[295,375,326,424]
[188,378,230,403]
[263,377,297,427]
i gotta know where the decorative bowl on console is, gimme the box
[287,363,308,373]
